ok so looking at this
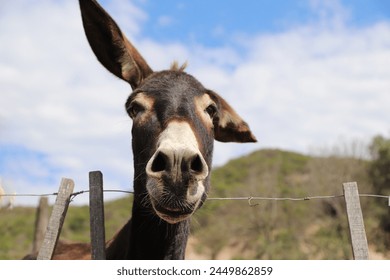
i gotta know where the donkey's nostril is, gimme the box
[147,148,208,180]
[190,154,204,173]
[151,152,168,173]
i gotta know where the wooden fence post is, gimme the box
[32,197,49,254]
[37,178,74,260]
[89,171,106,260]
[343,182,369,260]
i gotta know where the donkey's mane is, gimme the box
[170,61,188,72]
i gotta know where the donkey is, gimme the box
[28,0,256,260]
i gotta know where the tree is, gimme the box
[369,135,390,194]
[368,135,390,248]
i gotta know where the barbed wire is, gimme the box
[0,193,59,197]
[0,189,389,206]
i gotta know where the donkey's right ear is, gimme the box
[79,0,153,89]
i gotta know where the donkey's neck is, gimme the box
[130,203,190,259]
[106,182,190,260]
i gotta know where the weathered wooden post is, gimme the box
[32,197,49,254]
[343,182,369,260]
[89,171,106,260]
[37,178,74,260]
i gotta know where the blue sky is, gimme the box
[0,0,389,206]
[128,0,390,45]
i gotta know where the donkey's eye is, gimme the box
[128,102,145,118]
[205,104,217,119]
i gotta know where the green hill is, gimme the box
[0,195,133,259]
[0,149,388,259]
[191,149,387,259]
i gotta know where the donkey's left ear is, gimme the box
[79,0,152,89]
[207,91,257,143]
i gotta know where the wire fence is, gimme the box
[0,189,389,207]
[1,179,388,260]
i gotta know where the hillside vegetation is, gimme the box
[191,149,388,259]
[0,196,133,259]
[0,149,388,259]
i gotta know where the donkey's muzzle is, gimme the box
[145,121,209,223]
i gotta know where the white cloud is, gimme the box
[104,0,147,36]
[191,21,390,159]
[308,0,351,29]
[1,0,389,205]
[0,0,136,204]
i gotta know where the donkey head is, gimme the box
[79,0,256,224]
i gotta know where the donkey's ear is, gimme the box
[79,0,153,89]
[207,91,257,143]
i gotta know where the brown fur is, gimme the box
[24,0,256,260]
